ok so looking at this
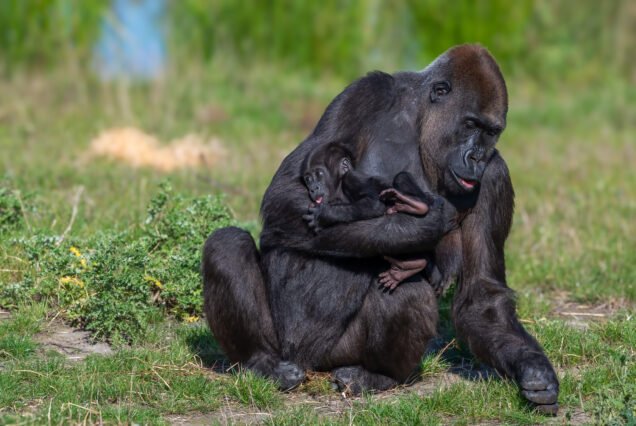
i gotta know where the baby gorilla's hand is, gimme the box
[302,203,324,234]
[379,188,430,216]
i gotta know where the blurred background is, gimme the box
[1,0,635,83]
[1,0,634,299]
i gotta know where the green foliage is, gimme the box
[2,1,633,83]
[0,185,25,234]
[0,0,107,70]
[0,183,234,343]
[169,0,537,77]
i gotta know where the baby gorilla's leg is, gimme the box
[378,256,428,290]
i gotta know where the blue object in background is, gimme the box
[93,0,166,81]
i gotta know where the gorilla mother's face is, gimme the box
[419,45,508,197]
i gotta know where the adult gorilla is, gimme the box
[202,44,559,413]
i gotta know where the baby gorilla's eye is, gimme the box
[317,170,324,178]
[305,175,313,184]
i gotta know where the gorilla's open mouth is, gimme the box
[312,195,324,204]
[451,169,479,191]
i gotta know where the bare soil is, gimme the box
[35,320,113,361]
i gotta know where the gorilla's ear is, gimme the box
[430,81,451,103]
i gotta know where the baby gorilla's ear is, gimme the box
[340,157,352,174]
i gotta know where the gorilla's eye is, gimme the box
[430,81,451,102]
[464,119,476,130]
[305,175,313,184]
[317,170,324,178]
[487,128,502,137]
[435,87,448,96]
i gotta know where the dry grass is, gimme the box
[88,127,227,172]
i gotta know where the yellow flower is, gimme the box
[69,246,88,269]
[59,276,85,288]
[144,275,163,289]
[184,315,199,323]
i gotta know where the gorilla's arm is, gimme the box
[452,153,559,412]
[265,196,454,258]
[261,70,452,258]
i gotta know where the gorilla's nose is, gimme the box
[463,148,476,166]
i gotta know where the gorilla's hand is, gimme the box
[514,351,559,415]
[302,203,324,234]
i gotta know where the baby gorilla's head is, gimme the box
[302,142,353,204]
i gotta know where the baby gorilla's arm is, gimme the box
[303,197,386,233]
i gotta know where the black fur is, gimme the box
[300,141,438,232]
[202,44,559,412]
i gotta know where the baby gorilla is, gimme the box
[301,142,435,290]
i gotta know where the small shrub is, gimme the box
[0,182,235,343]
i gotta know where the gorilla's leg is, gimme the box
[327,276,438,393]
[202,227,305,390]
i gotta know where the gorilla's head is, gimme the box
[418,44,508,197]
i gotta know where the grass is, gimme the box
[0,58,634,424]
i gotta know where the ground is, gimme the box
[0,63,634,424]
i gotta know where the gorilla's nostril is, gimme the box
[463,149,473,166]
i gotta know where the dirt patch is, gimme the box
[35,321,113,361]
[552,294,631,330]
[166,404,272,425]
[87,127,227,172]
[562,407,594,425]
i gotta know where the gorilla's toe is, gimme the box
[332,366,364,395]
[516,356,559,413]
[273,361,305,391]
[533,402,559,416]
[521,387,559,405]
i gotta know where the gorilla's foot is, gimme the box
[514,352,559,415]
[273,361,305,391]
[332,366,397,395]
[245,353,305,391]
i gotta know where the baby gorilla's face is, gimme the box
[304,167,329,204]
[303,156,351,204]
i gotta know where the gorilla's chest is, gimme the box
[356,137,425,187]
